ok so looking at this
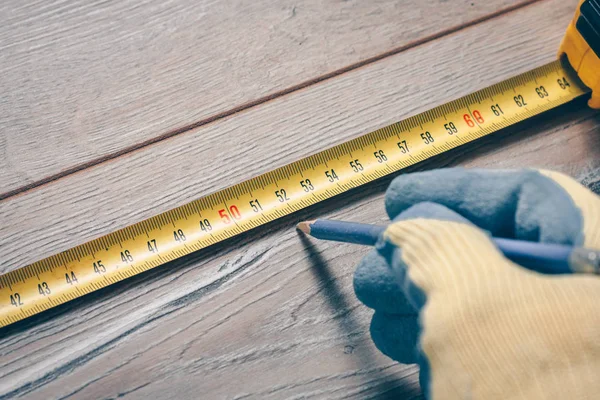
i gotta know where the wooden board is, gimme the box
[1,0,599,398]
[0,0,528,197]
[0,0,582,272]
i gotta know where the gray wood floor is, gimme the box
[1,0,598,398]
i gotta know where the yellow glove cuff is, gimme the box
[540,170,600,248]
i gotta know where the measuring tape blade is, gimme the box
[0,59,590,327]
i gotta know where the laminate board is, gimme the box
[0,0,529,196]
[0,0,580,271]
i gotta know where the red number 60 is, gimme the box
[463,110,484,128]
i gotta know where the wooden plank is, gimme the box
[0,0,530,196]
[0,0,583,272]
[1,0,599,398]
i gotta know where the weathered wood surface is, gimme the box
[0,0,582,271]
[0,0,528,196]
[1,0,599,398]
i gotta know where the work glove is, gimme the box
[354,168,600,399]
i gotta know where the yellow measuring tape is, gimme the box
[0,59,591,327]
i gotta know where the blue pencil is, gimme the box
[297,219,600,275]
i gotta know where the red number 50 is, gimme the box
[218,205,242,224]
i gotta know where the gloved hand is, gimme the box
[354,168,600,399]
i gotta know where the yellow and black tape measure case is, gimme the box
[560,0,600,108]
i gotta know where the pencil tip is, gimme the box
[296,220,315,234]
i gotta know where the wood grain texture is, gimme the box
[0,0,584,272]
[1,0,599,398]
[0,0,527,196]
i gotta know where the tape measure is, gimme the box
[1,0,599,328]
